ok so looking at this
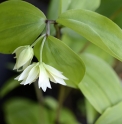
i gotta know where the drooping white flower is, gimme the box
[13,45,34,71]
[15,62,68,92]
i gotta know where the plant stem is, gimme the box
[54,23,61,39]
[31,34,45,47]
[79,41,90,53]
[55,86,66,124]
[40,36,46,62]
[34,81,44,105]
[110,7,122,20]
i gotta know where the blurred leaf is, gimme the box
[0,1,46,53]
[85,99,98,124]
[34,35,85,88]
[59,0,71,14]
[44,96,58,110]
[47,0,60,20]
[4,98,49,124]
[44,97,79,124]
[4,98,79,124]
[61,28,114,66]
[69,0,101,11]
[57,9,122,61]
[78,53,122,113]
[85,43,114,66]
[0,77,19,98]
[95,101,122,124]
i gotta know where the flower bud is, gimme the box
[13,45,34,71]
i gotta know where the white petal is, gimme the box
[24,63,39,85]
[18,63,36,81]
[47,72,56,83]
[44,63,68,80]
[12,46,27,54]
[51,74,66,85]
[16,47,33,69]
[20,79,26,85]
[14,75,20,80]
[38,63,51,92]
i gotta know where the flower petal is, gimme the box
[16,47,33,69]
[20,79,26,85]
[24,63,39,85]
[18,63,36,81]
[51,74,66,85]
[44,63,68,80]
[12,46,27,54]
[38,63,51,92]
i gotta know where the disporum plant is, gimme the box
[1,0,122,124]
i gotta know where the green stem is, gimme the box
[31,34,45,47]
[34,81,44,104]
[110,7,122,20]
[79,41,90,54]
[54,23,61,39]
[40,36,46,62]
[55,86,66,124]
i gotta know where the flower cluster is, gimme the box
[13,35,68,92]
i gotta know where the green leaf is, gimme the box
[44,97,79,124]
[85,99,98,124]
[47,0,60,20]
[61,28,114,66]
[95,101,122,124]
[4,98,79,124]
[0,77,19,98]
[57,9,122,61]
[69,0,101,11]
[78,53,122,113]
[0,1,46,54]
[4,98,50,124]
[34,35,85,88]
[59,0,71,14]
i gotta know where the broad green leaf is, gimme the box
[0,77,19,98]
[34,35,85,88]
[95,102,122,124]
[78,53,122,113]
[85,99,98,124]
[0,1,46,54]
[4,98,49,124]
[57,9,122,61]
[69,0,101,11]
[61,28,114,66]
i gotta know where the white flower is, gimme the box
[15,62,68,92]
[13,45,34,71]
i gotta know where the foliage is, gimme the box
[1,0,122,124]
